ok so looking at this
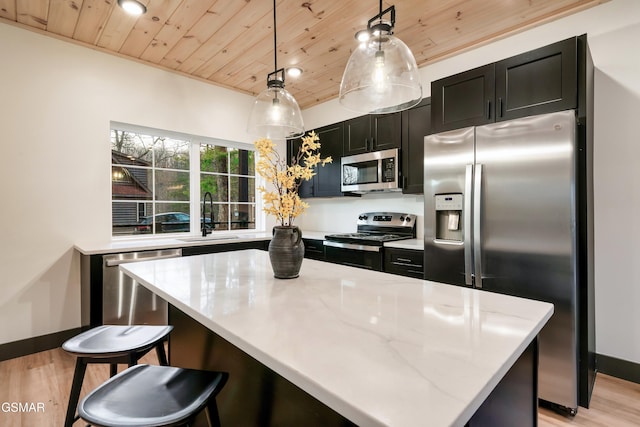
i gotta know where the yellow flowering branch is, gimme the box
[254,131,332,226]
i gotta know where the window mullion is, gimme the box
[227,149,231,231]
[190,141,200,234]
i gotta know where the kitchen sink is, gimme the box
[178,235,239,242]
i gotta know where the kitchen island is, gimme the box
[120,249,553,426]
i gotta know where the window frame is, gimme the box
[111,121,260,239]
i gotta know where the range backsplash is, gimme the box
[294,193,424,238]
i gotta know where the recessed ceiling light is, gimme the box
[286,67,303,78]
[117,0,147,16]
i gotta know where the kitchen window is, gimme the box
[111,123,255,236]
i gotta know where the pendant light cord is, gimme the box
[378,0,383,51]
[273,0,278,72]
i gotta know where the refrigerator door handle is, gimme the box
[464,164,473,286]
[473,164,483,288]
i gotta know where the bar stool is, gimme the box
[78,364,228,427]
[62,325,173,427]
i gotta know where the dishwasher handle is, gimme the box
[104,248,182,267]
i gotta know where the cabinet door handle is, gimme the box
[396,257,413,263]
[392,261,423,268]
[371,137,375,150]
[498,98,503,118]
[486,100,491,120]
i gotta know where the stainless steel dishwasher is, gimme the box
[102,248,182,325]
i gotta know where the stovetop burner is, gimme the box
[324,212,417,246]
[327,232,406,241]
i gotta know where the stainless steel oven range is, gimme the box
[323,212,416,271]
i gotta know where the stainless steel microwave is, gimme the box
[341,148,401,193]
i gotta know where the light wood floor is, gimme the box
[0,347,638,426]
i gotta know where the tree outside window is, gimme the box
[200,144,255,231]
[111,126,255,236]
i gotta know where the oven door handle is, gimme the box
[323,240,382,252]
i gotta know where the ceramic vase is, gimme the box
[268,226,304,279]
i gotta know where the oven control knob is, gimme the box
[404,216,411,222]
[400,216,405,221]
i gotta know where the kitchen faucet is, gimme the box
[202,191,214,237]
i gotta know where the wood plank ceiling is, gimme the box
[0,0,608,109]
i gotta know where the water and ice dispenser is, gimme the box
[434,194,463,242]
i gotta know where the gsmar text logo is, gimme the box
[2,402,46,413]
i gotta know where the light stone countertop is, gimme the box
[74,230,334,255]
[120,249,552,427]
[74,232,274,255]
[74,230,424,255]
[384,238,424,250]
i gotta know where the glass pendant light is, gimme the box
[339,1,422,114]
[247,0,304,140]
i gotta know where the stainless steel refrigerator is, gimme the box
[423,110,595,413]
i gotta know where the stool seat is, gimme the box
[78,364,228,427]
[62,325,173,358]
[62,325,173,427]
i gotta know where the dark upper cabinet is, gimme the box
[495,36,578,121]
[287,123,344,198]
[343,115,370,155]
[432,35,581,132]
[401,97,431,194]
[372,113,403,151]
[343,112,402,156]
[312,123,344,198]
[287,136,314,198]
[431,63,495,133]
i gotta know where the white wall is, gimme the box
[299,0,640,364]
[0,23,256,345]
[1,0,639,366]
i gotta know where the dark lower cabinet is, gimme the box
[181,240,268,256]
[384,248,424,279]
[303,238,325,261]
